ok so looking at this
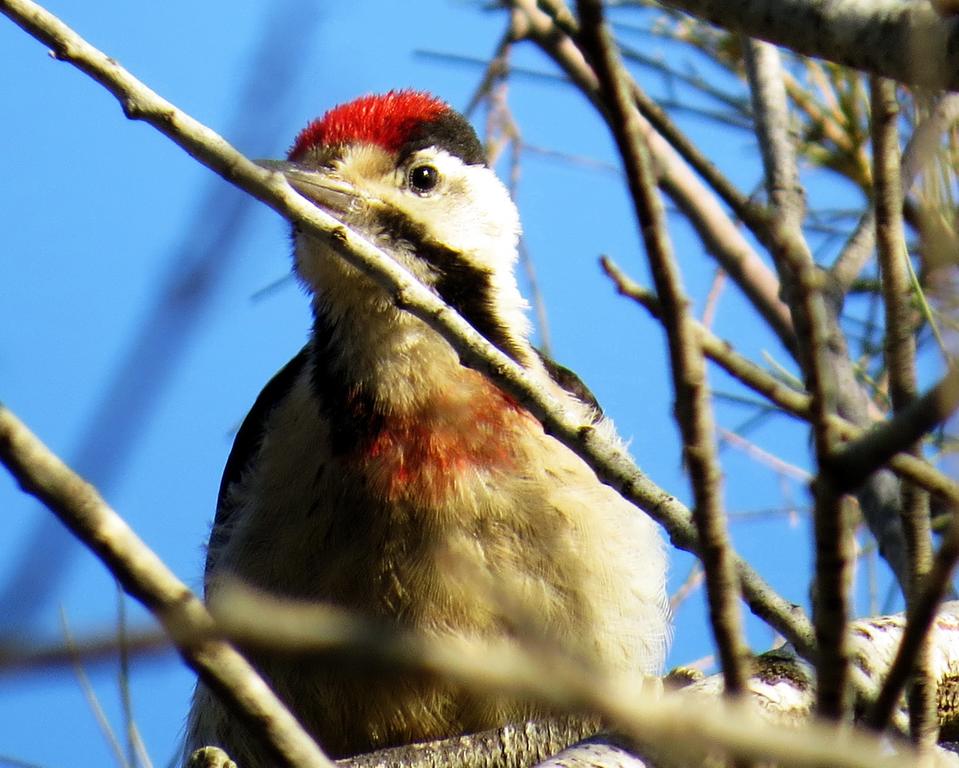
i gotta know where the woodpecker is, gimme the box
[185,91,669,765]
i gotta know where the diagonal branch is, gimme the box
[829,368,959,493]
[600,257,959,510]
[0,405,336,768]
[0,0,818,657]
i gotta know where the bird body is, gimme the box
[185,91,668,765]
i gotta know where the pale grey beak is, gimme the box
[256,159,361,215]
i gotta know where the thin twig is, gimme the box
[577,0,750,696]
[511,0,797,353]
[718,427,811,482]
[869,76,936,745]
[600,256,959,512]
[669,562,705,613]
[0,755,51,768]
[463,28,515,119]
[744,37,853,721]
[61,609,129,768]
[782,68,861,168]
[116,586,153,768]
[701,270,726,329]
[0,628,172,675]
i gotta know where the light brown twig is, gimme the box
[868,76,935,744]
[744,37,853,721]
[577,0,750,696]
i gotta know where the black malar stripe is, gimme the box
[373,208,529,366]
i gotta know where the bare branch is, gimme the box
[744,37,853,721]
[0,0,817,660]
[600,257,959,510]
[576,0,750,695]
[652,0,959,91]
[206,584,936,768]
[510,0,797,352]
[870,76,936,744]
[830,368,959,491]
[12,600,959,767]
[515,0,914,591]
[0,404,336,768]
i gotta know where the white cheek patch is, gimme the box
[396,153,521,270]
[370,152,529,343]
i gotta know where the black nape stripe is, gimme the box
[374,209,527,364]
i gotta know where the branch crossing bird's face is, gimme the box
[262,90,531,364]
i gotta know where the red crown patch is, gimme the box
[289,91,450,160]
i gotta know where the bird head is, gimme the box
[262,91,531,361]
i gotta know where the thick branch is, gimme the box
[206,585,934,768]
[11,603,959,767]
[654,0,959,91]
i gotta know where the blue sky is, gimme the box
[0,2,893,766]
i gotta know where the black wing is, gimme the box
[205,346,310,580]
[535,348,604,420]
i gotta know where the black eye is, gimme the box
[409,164,440,194]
